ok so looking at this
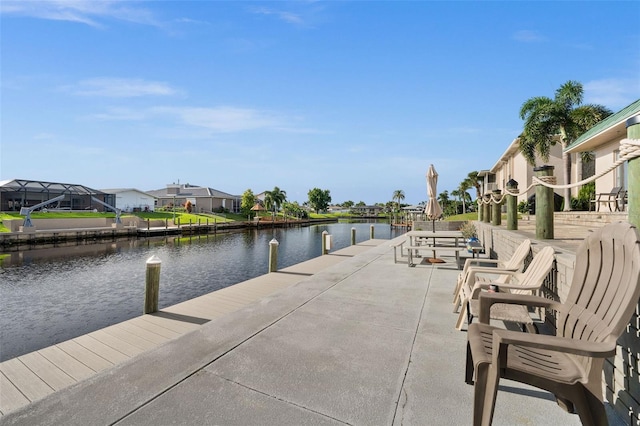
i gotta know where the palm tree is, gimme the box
[451,189,462,215]
[438,190,450,215]
[519,80,612,210]
[264,186,287,218]
[466,171,482,200]
[458,180,472,214]
[392,189,405,223]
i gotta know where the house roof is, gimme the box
[490,138,520,173]
[0,178,107,195]
[565,99,640,153]
[146,184,239,199]
[100,188,156,198]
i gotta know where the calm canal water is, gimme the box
[0,222,405,361]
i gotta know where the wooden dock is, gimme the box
[0,240,386,416]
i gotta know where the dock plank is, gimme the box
[0,372,29,415]
[19,352,76,391]
[165,302,224,321]
[38,346,95,381]
[142,313,201,333]
[0,358,53,401]
[97,327,157,352]
[116,322,173,345]
[82,331,142,359]
[126,317,183,339]
[55,340,113,373]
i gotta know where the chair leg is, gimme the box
[480,363,501,426]
[573,387,608,426]
[473,361,501,426]
[455,300,469,330]
[465,342,474,385]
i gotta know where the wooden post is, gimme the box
[370,225,375,239]
[491,190,502,226]
[535,165,555,239]
[322,230,328,255]
[482,194,491,223]
[506,179,518,230]
[144,255,161,314]
[268,238,279,273]
[628,116,640,229]
[351,227,356,245]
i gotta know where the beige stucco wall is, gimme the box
[594,140,623,194]
[492,143,567,203]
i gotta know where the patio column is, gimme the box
[506,179,518,230]
[477,199,483,221]
[535,165,554,239]
[491,190,502,226]
[628,116,640,228]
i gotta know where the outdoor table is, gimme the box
[405,230,464,249]
[404,230,465,267]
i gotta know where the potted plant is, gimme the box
[459,221,478,242]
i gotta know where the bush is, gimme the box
[517,200,529,214]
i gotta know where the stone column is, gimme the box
[477,199,483,221]
[628,115,640,228]
[535,165,555,239]
[506,179,518,230]
[491,190,502,226]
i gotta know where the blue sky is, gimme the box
[1,1,639,205]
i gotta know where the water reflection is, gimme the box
[0,222,404,361]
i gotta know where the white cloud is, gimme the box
[154,106,284,133]
[584,78,640,110]
[88,105,310,134]
[70,78,179,98]
[513,30,546,43]
[0,0,160,28]
[248,6,306,26]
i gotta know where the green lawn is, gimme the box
[0,211,243,232]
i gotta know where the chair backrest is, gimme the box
[560,222,640,344]
[608,186,622,196]
[503,239,532,271]
[510,245,555,295]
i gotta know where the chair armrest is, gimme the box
[469,271,520,296]
[477,292,560,324]
[461,259,503,274]
[491,329,617,360]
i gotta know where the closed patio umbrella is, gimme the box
[425,164,442,231]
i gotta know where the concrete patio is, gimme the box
[0,233,626,425]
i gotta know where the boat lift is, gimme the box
[20,194,66,227]
[91,196,122,224]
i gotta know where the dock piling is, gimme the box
[268,238,279,272]
[370,225,374,239]
[144,255,161,314]
[351,227,356,245]
[322,230,329,255]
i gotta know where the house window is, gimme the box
[614,150,627,188]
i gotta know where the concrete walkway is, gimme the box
[0,238,625,425]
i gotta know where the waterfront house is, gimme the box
[147,183,241,213]
[99,188,157,212]
[0,178,114,212]
[484,137,566,205]
[564,98,640,205]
